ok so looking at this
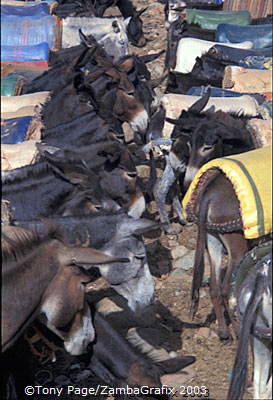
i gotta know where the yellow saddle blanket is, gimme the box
[183,146,272,239]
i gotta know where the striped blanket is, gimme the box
[182,146,272,239]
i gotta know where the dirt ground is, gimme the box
[116,2,253,399]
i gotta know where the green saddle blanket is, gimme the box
[186,9,251,30]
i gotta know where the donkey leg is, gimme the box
[172,194,187,225]
[153,155,177,234]
[220,232,248,335]
[207,233,230,340]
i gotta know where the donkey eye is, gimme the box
[203,145,213,151]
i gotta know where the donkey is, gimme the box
[187,168,271,341]
[153,91,255,233]
[228,243,272,400]
[2,225,128,354]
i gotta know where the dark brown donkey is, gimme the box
[2,226,128,355]
[187,170,270,340]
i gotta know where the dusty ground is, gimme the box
[108,2,253,399]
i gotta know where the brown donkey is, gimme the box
[2,225,128,355]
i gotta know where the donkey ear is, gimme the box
[119,57,135,73]
[165,117,179,125]
[136,7,148,17]
[188,87,211,113]
[36,142,62,157]
[124,17,132,27]
[156,356,196,375]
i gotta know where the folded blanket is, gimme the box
[1,16,61,51]
[1,3,50,18]
[162,93,259,138]
[1,91,51,114]
[247,118,272,148]
[1,74,26,96]
[1,43,49,62]
[223,66,272,93]
[1,116,33,144]
[1,140,40,170]
[186,9,250,30]
[183,146,272,239]
[186,86,265,103]
[216,23,273,49]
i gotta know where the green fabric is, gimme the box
[186,9,251,30]
[1,75,24,96]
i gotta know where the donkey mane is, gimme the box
[2,225,62,265]
[2,161,52,185]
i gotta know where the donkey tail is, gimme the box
[190,197,208,319]
[227,272,265,400]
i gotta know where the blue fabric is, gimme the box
[210,45,273,63]
[238,56,272,70]
[1,4,49,18]
[1,16,56,49]
[216,23,273,49]
[1,42,49,62]
[186,86,265,104]
[1,116,33,144]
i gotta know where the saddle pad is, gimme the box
[223,0,272,19]
[216,23,273,49]
[223,66,272,93]
[174,38,253,73]
[1,43,49,63]
[1,116,33,144]
[186,86,265,103]
[183,146,272,239]
[1,75,26,96]
[186,9,250,30]
[61,17,129,58]
[1,91,51,114]
[239,57,273,70]
[247,118,272,148]
[1,3,50,18]
[162,93,259,138]
[1,140,40,170]
[1,16,61,51]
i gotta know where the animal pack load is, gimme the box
[174,37,253,73]
[216,23,273,49]
[162,93,259,138]
[183,146,272,239]
[1,116,34,144]
[1,3,50,18]
[247,118,272,148]
[61,17,129,57]
[1,74,26,96]
[223,0,272,19]
[223,66,272,93]
[1,16,61,51]
[186,9,251,30]
[1,43,49,63]
[1,140,40,170]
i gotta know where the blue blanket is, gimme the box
[210,45,273,63]
[216,23,273,49]
[1,16,56,49]
[1,3,49,18]
[1,116,33,144]
[1,42,49,62]
[186,86,265,104]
